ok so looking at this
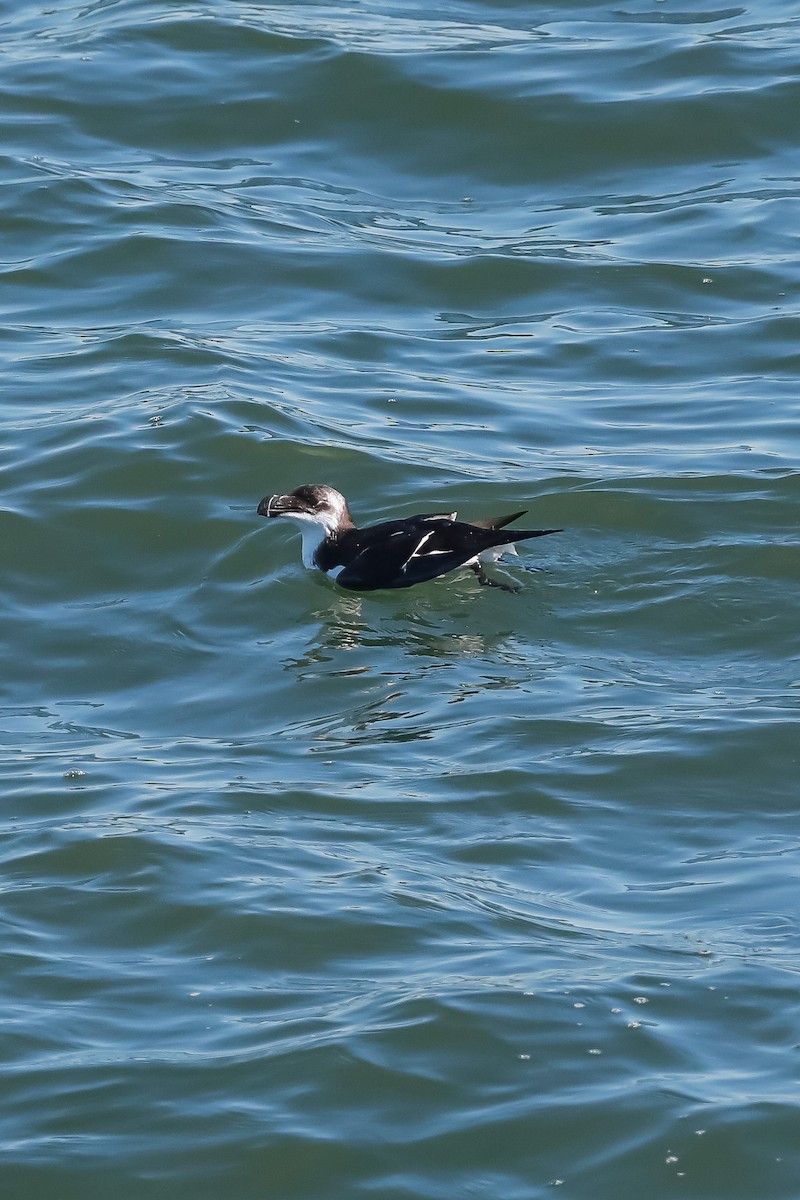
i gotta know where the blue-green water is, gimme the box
[2,1,799,1197]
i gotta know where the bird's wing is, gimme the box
[335,516,560,591]
[335,520,475,591]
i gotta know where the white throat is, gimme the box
[299,521,328,569]
[281,512,338,569]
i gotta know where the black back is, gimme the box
[319,514,559,591]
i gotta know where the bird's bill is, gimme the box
[257,493,305,518]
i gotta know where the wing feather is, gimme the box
[333,512,560,591]
[336,521,480,591]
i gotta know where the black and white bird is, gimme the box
[257,484,560,592]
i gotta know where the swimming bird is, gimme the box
[257,484,560,592]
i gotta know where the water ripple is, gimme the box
[2,0,800,1196]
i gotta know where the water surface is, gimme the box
[1,1,799,1197]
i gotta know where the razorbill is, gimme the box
[257,483,561,592]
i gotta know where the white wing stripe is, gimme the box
[409,530,437,560]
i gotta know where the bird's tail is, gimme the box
[471,510,528,530]
[472,512,562,540]
[477,525,561,565]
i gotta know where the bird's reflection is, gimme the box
[284,584,518,672]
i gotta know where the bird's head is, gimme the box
[257,484,354,534]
